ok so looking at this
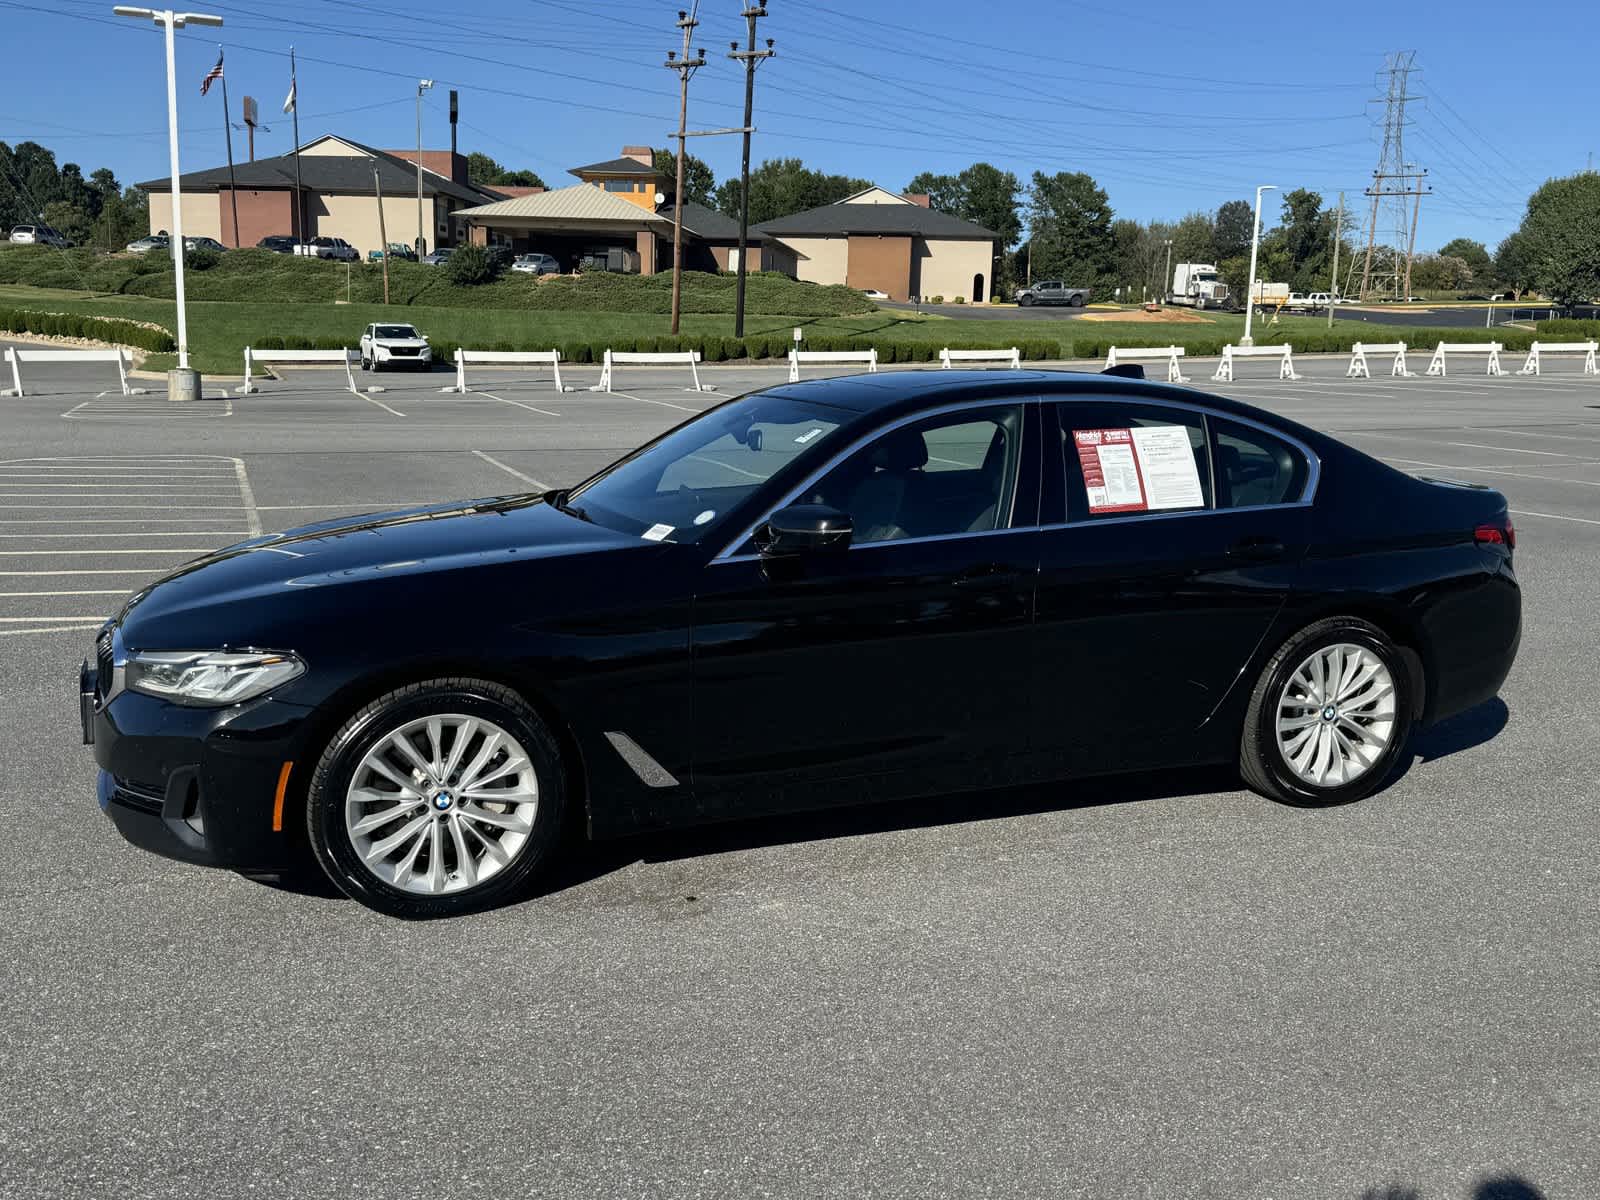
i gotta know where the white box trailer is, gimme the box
[1168,263,1228,310]
[1250,281,1291,307]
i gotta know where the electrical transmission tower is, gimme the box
[1360,51,1431,301]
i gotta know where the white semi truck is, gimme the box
[1167,263,1229,310]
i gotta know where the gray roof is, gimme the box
[664,201,764,243]
[569,156,660,177]
[755,201,998,241]
[456,184,670,227]
[138,139,497,205]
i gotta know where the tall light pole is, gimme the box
[415,78,433,257]
[113,6,223,399]
[1241,183,1277,347]
[1162,238,1174,302]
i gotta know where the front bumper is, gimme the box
[80,654,318,871]
[374,346,432,366]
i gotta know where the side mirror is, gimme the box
[757,504,852,556]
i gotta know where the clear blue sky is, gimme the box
[4,0,1593,251]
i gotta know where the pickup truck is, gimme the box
[294,236,360,262]
[1284,292,1331,313]
[1016,280,1090,308]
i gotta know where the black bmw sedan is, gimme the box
[80,369,1521,918]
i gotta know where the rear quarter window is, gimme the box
[1211,418,1310,508]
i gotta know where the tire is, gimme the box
[304,677,567,919]
[1019,294,1034,308]
[360,356,371,371]
[1239,617,1414,807]
[1070,293,1086,307]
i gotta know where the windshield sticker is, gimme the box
[794,427,825,445]
[1073,426,1204,513]
[641,523,674,542]
[693,510,716,526]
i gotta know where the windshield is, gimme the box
[374,325,419,339]
[567,393,851,542]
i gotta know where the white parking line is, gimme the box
[1472,427,1600,444]
[233,458,262,536]
[472,451,550,490]
[471,391,561,418]
[0,549,212,554]
[356,392,407,418]
[610,390,699,413]
[0,532,243,538]
[1380,456,1600,489]
[1442,441,1580,457]
[0,569,165,576]
[1510,508,1600,526]
[0,624,105,636]
[0,589,129,596]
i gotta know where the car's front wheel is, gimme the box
[1019,294,1034,307]
[1239,617,1414,807]
[305,678,567,918]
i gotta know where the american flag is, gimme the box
[200,51,223,96]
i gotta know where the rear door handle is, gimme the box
[1226,537,1286,562]
[954,563,1022,588]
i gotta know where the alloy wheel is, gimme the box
[344,713,539,895]
[1275,642,1396,788]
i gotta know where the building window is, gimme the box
[604,179,635,193]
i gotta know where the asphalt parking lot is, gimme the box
[2,344,1597,1198]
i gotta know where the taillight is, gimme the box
[1475,520,1515,550]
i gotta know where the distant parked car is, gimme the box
[9,224,67,247]
[421,247,455,266]
[1015,280,1090,307]
[359,323,432,371]
[184,236,227,254]
[368,242,418,263]
[861,288,889,301]
[511,252,560,275]
[257,235,297,254]
[126,235,169,254]
[295,236,360,262]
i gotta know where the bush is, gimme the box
[953,296,965,304]
[183,248,221,272]
[929,295,944,304]
[446,242,496,286]
[1535,318,1600,338]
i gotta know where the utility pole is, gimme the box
[415,79,434,257]
[373,163,390,305]
[1327,191,1343,329]
[728,4,774,339]
[1360,51,1429,300]
[1162,238,1173,301]
[664,6,706,336]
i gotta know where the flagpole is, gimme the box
[288,46,304,242]
[219,56,240,248]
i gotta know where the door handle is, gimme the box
[1226,537,1286,562]
[954,564,1022,588]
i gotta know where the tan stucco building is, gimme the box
[755,186,999,303]
[139,135,504,254]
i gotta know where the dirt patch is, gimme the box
[1075,307,1211,324]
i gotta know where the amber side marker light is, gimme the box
[271,762,294,832]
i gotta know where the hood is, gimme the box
[372,334,429,347]
[116,494,640,645]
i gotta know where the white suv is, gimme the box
[359,323,432,371]
[9,224,67,247]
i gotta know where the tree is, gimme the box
[1512,171,1600,306]
[654,149,715,207]
[40,200,91,245]
[1494,231,1535,299]
[713,158,873,224]
[905,162,1022,247]
[1277,188,1334,288]
[904,171,963,214]
[1438,237,1492,285]
[1026,170,1115,287]
[465,150,545,189]
[1214,199,1254,259]
[1170,211,1216,264]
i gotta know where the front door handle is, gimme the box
[954,563,1022,588]
[1226,537,1286,562]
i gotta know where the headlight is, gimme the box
[125,650,306,706]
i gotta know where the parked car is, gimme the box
[1284,293,1329,314]
[860,288,889,301]
[126,235,170,254]
[368,243,418,263]
[358,322,432,371]
[183,236,227,254]
[9,224,67,247]
[1015,280,1090,307]
[421,247,454,266]
[295,236,360,262]
[257,235,297,254]
[511,252,559,275]
[78,368,1521,918]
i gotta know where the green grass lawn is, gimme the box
[0,283,1534,377]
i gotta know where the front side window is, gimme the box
[797,406,1023,545]
[1059,402,1211,521]
[1211,417,1309,508]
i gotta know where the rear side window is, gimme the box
[1058,402,1211,521]
[1211,418,1309,508]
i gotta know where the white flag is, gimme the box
[282,79,296,114]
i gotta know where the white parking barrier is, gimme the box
[445,348,571,394]
[786,348,878,382]
[590,349,715,394]
[240,347,361,394]
[1425,341,1505,378]
[1213,343,1301,382]
[1346,341,1417,379]
[940,347,1021,370]
[2,347,138,397]
[1104,345,1188,383]
[1516,340,1598,376]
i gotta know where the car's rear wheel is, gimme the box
[1239,617,1413,807]
[305,678,566,918]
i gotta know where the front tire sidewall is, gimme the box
[306,682,565,918]
[1248,621,1413,807]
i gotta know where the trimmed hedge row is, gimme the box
[0,307,177,352]
[1534,318,1600,338]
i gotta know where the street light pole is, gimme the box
[1162,238,1173,302]
[113,5,223,399]
[1241,183,1277,347]
[415,78,433,257]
